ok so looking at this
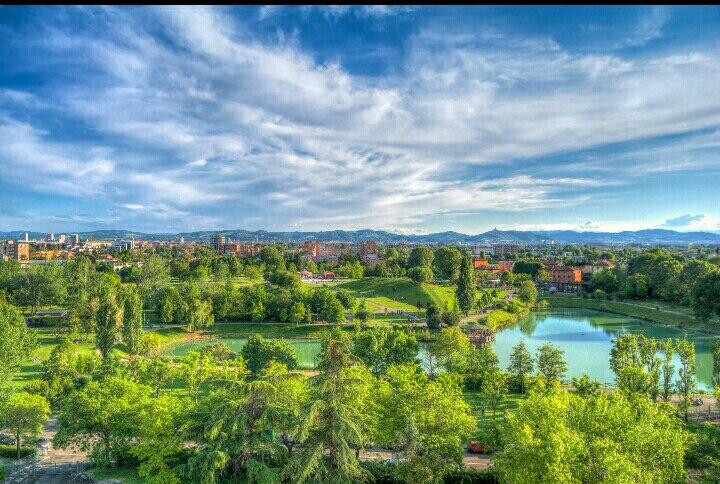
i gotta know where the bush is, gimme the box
[0,444,35,459]
[0,465,6,480]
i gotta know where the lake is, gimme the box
[170,309,717,391]
[496,309,716,391]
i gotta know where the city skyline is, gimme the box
[2,6,720,234]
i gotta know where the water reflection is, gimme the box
[494,309,716,391]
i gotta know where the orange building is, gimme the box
[7,241,30,261]
[551,266,583,284]
[473,256,489,269]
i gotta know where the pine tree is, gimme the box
[456,254,476,315]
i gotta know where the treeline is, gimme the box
[586,248,720,321]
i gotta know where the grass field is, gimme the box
[544,295,720,334]
[332,277,457,312]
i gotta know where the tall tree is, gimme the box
[96,290,123,358]
[455,254,476,315]
[408,246,434,269]
[507,340,534,394]
[433,247,462,281]
[122,286,144,355]
[711,338,720,388]
[0,392,51,458]
[660,339,675,402]
[675,338,697,422]
[517,280,538,306]
[692,271,720,321]
[0,301,36,384]
[284,329,372,483]
[536,343,567,384]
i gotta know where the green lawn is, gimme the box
[332,277,458,312]
[544,295,720,334]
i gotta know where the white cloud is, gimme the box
[2,7,720,231]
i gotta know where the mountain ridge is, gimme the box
[1,228,719,245]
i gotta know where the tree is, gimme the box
[260,245,286,273]
[408,246,434,269]
[571,374,601,397]
[425,326,473,378]
[134,356,174,398]
[711,338,720,387]
[495,389,689,483]
[408,265,432,284]
[185,296,214,332]
[354,299,369,324]
[376,364,475,475]
[455,255,476,315]
[96,290,123,358]
[335,289,356,310]
[691,271,720,321]
[351,328,418,375]
[517,280,538,305]
[54,377,151,466]
[177,350,218,402]
[289,301,311,326]
[283,329,373,483]
[512,261,543,278]
[241,334,299,375]
[121,286,143,355]
[536,343,567,384]
[480,369,507,418]
[1,392,50,458]
[675,338,697,422]
[507,340,534,393]
[425,303,441,329]
[433,247,462,281]
[660,339,675,402]
[0,301,36,384]
[589,268,619,293]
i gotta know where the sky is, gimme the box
[1,6,720,235]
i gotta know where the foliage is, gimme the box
[408,265,433,284]
[536,343,567,384]
[351,328,419,375]
[241,334,299,375]
[0,300,36,384]
[425,327,474,378]
[456,254,476,315]
[691,271,720,321]
[507,340,534,394]
[570,374,601,397]
[121,286,144,355]
[494,389,689,483]
[0,391,51,458]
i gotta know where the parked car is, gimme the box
[467,441,487,454]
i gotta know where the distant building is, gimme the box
[551,266,583,284]
[6,241,30,261]
[473,256,489,269]
[178,236,185,245]
[57,234,67,244]
[47,233,55,242]
[493,244,520,257]
[212,235,226,254]
[71,234,80,246]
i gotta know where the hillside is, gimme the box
[332,277,457,312]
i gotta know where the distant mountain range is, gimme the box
[2,228,720,245]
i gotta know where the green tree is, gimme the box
[354,299,369,324]
[660,339,675,402]
[507,340,534,393]
[433,247,462,281]
[241,334,299,375]
[517,280,538,305]
[54,377,151,466]
[260,245,286,273]
[480,369,507,418]
[455,254,476,315]
[408,265,432,284]
[96,290,122,358]
[536,343,567,384]
[178,350,218,402]
[589,268,619,293]
[675,338,697,421]
[121,286,143,355]
[0,392,51,458]
[351,328,418,375]
[691,271,720,321]
[711,338,720,387]
[0,301,36,384]
[408,246,434,269]
[495,390,689,483]
[283,329,373,483]
[571,374,601,397]
[425,326,473,378]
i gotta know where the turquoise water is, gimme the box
[170,339,322,368]
[169,310,716,390]
[496,309,716,391]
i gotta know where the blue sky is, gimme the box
[1,6,720,234]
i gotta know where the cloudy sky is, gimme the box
[1,6,719,234]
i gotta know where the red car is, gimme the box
[467,441,487,454]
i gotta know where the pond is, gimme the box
[495,309,716,391]
[170,338,322,368]
[169,309,716,391]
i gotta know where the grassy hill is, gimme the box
[333,277,457,312]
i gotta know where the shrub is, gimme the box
[443,468,499,483]
[0,444,35,459]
